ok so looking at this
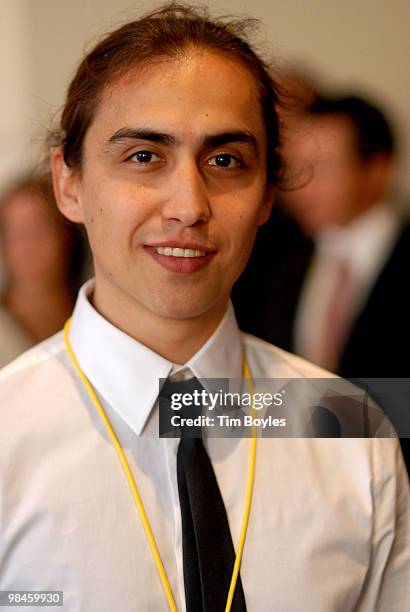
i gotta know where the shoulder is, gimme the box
[241,332,401,439]
[241,331,334,379]
[0,331,70,413]
[0,331,65,379]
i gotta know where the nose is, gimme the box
[162,160,210,227]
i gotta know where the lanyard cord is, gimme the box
[63,318,256,612]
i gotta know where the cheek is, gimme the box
[80,184,155,255]
[223,208,260,257]
[220,183,267,226]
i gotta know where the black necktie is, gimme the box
[159,376,247,612]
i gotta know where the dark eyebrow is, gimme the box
[202,131,259,156]
[106,128,177,146]
[105,127,258,155]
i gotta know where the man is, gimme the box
[235,95,406,376]
[233,94,410,470]
[0,7,408,611]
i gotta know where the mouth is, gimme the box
[153,246,207,258]
[145,243,216,274]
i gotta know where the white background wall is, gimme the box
[1,0,409,195]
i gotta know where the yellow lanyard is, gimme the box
[63,318,257,612]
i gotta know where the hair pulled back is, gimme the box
[53,3,283,185]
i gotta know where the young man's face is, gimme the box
[54,50,273,326]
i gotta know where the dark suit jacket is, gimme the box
[232,209,313,351]
[233,210,410,472]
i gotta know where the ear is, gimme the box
[52,147,84,223]
[257,184,274,226]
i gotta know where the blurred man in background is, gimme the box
[282,95,403,376]
[235,94,409,376]
[234,94,410,470]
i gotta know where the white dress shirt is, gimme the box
[294,202,401,364]
[0,279,409,611]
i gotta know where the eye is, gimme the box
[128,150,162,164]
[207,153,241,168]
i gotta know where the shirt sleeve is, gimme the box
[358,438,410,610]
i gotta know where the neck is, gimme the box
[343,199,379,226]
[92,283,230,365]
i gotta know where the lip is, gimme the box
[145,244,216,274]
[147,241,215,252]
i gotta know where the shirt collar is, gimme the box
[69,279,243,435]
[317,201,400,282]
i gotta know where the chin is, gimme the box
[147,292,223,322]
